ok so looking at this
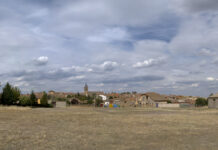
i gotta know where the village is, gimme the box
[20,83,217,109]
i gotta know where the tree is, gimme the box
[41,91,48,106]
[19,96,31,106]
[0,82,1,104]
[195,97,208,107]
[95,98,103,107]
[12,86,21,103]
[1,83,14,105]
[67,95,72,98]
[87,99,93,104]
[30,90,37,106]
[0,93,2,104]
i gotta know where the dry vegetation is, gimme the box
[0,106,218,150]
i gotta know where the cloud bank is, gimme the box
[0,0,218,96]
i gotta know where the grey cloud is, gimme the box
[1,0,218,97]
[5,68,76,82]
[103,75,164,84]
[183,0,218,12]
[176,80,201,85]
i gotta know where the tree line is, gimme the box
[0,82,49,107]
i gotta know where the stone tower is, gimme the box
[84,83,88,96]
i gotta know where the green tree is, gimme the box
[19,96,31,106]
[95,98,103,107]
[0,82,1,104]
[1,83,14,105]
[30,90,37,106]
[195,97,208,107]
[12,86,21,103]
[41,91,48,106]
[109,96,113,99]
[87,99,93,104]
[67,95,72,98]
[167,100,172,103]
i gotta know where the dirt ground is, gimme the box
[0,106,218,150]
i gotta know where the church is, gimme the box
[83,83,104,96]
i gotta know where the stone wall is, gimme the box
[158,103,180,108]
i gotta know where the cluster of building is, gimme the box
[24,83,218,108]
[71,84,199,108]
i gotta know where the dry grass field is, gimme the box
[0,106,218,150]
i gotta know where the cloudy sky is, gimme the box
[0,0,218,96]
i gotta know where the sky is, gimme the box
[0,0,218,96]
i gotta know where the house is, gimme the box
[99,95,107,101]
[138,92,168,107]
[208,93,218,108]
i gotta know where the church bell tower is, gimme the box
[84,83,88,96]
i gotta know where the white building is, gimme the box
[99,95,107,101]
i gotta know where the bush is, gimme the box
[19,96,31,106]
[195,98,208,107]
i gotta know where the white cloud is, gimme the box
[34,56,48,66]
[207,77,216,81]
[100,61,118,71]
[61,66,92,73]
[133,57,165,68]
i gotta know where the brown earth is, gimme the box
[0,106,218,150]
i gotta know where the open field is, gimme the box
[0,106,218,150]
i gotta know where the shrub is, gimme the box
[195,98,208,107]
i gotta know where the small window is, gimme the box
[213,99,216,102]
